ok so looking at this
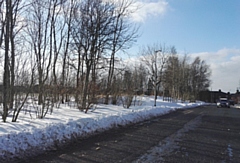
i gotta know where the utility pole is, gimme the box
[153,50,162,107]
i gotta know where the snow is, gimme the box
[0,96,204,161]
[227,144,233,160]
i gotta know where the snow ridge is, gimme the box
[0,97,202,161]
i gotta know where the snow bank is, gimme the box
[0,96,203,161]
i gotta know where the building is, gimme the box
[199,89,230,103]
[199,89,240,104]
[231,90,240,104]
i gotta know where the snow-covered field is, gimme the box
[0,96,204,161]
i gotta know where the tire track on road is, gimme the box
[133,114,203,163]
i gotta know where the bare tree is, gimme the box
[0,0,5,48]
[25,0,53,107]
[104,0,138,104]
[49,0,74,105]
[23,0,57,118]
[2,0,23,122]
[51,0,63,100]
[2,0,11,122]
[140,44,170,106]
[60,0,75,104]
[0,2,5,114]
[71,0,121,112]
[12,52,36,122]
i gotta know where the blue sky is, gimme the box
[128,0,240,93]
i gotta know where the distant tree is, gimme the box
[190,56,211,100]
[110,75,121,105]
[163,54,211,101]
[121,70,134,108]
[163,53,190,101]
[178,54,191,100]
[163,54,179,99]
[134,63,148,94]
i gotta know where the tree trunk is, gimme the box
[81,63,91,113]
[2,0,11,122]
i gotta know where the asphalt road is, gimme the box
[19,105,240,163]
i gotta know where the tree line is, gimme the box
[140,44,211,106]
[0,0,211,122]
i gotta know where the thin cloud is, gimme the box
[130,0,169,23]
[190,48,240,92]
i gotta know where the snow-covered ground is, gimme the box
[0,96,204,161]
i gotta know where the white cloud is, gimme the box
[190,48,240,93]
[130,0,169,22]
